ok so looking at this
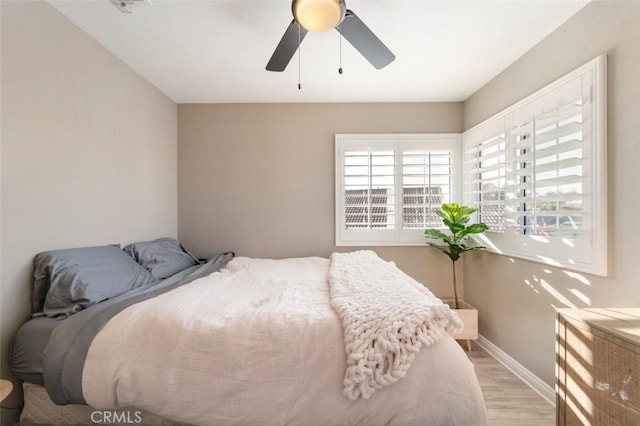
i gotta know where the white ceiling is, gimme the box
[49,0,589,103]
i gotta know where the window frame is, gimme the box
[335,133,462,246]
[463,55,607,276]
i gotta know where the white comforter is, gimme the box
[83,256,486,425]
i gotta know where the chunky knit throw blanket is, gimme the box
[329,250,463,400]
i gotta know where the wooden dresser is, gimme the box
[556,308,640,425]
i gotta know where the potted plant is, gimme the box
[423,203,488,308]
[423,203,488,350]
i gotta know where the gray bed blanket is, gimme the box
[42,252,233,405]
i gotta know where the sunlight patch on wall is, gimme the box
[563,270,591,286]
[540,277,578,308]
[568,288,591,306]
[523,278,541,294]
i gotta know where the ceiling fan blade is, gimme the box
[266,20,308,72]
[336,10,395,69]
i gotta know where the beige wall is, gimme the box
[0,0,177,414]
[463,0,640,386]
[178,103,463,295]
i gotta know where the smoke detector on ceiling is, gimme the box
[109,0,151,14]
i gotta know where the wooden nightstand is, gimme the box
[0,379,13,403]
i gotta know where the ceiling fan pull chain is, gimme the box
[298,23,302,90]
[338,30,343,75]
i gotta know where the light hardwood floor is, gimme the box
[466,341,556,426]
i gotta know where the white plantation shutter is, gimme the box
[336,134,460,245]
[343,150,395,229]
[462,55,606,276]
[529,101,584,238]
[464,130,506,233]
[402,149,453,229]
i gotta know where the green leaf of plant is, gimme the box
[440,203,454,213]
[442,250,459,262]
[467,223,489,234]
[422,229,452,244]
[449,243,466,255]
[459,206,477,217]
[426,242,447,253]
[435,209,448,220]
[441,204,456,222]
[449,223,465,237]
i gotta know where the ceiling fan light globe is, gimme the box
[294,0,342,33]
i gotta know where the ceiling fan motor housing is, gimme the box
[292,0,346,33]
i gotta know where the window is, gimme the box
[463,121,506,233]
[463,55,607,276]
[334,57,606,275]
[335,134,461,246]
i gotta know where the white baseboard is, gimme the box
[476,334,556,407]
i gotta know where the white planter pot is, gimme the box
[442,299,478,350]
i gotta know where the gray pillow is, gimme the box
[32,245,155,318]
[123,238,200,279]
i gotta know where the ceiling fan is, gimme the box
[266,0,395,72]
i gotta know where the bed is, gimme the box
[11,241,486,425]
